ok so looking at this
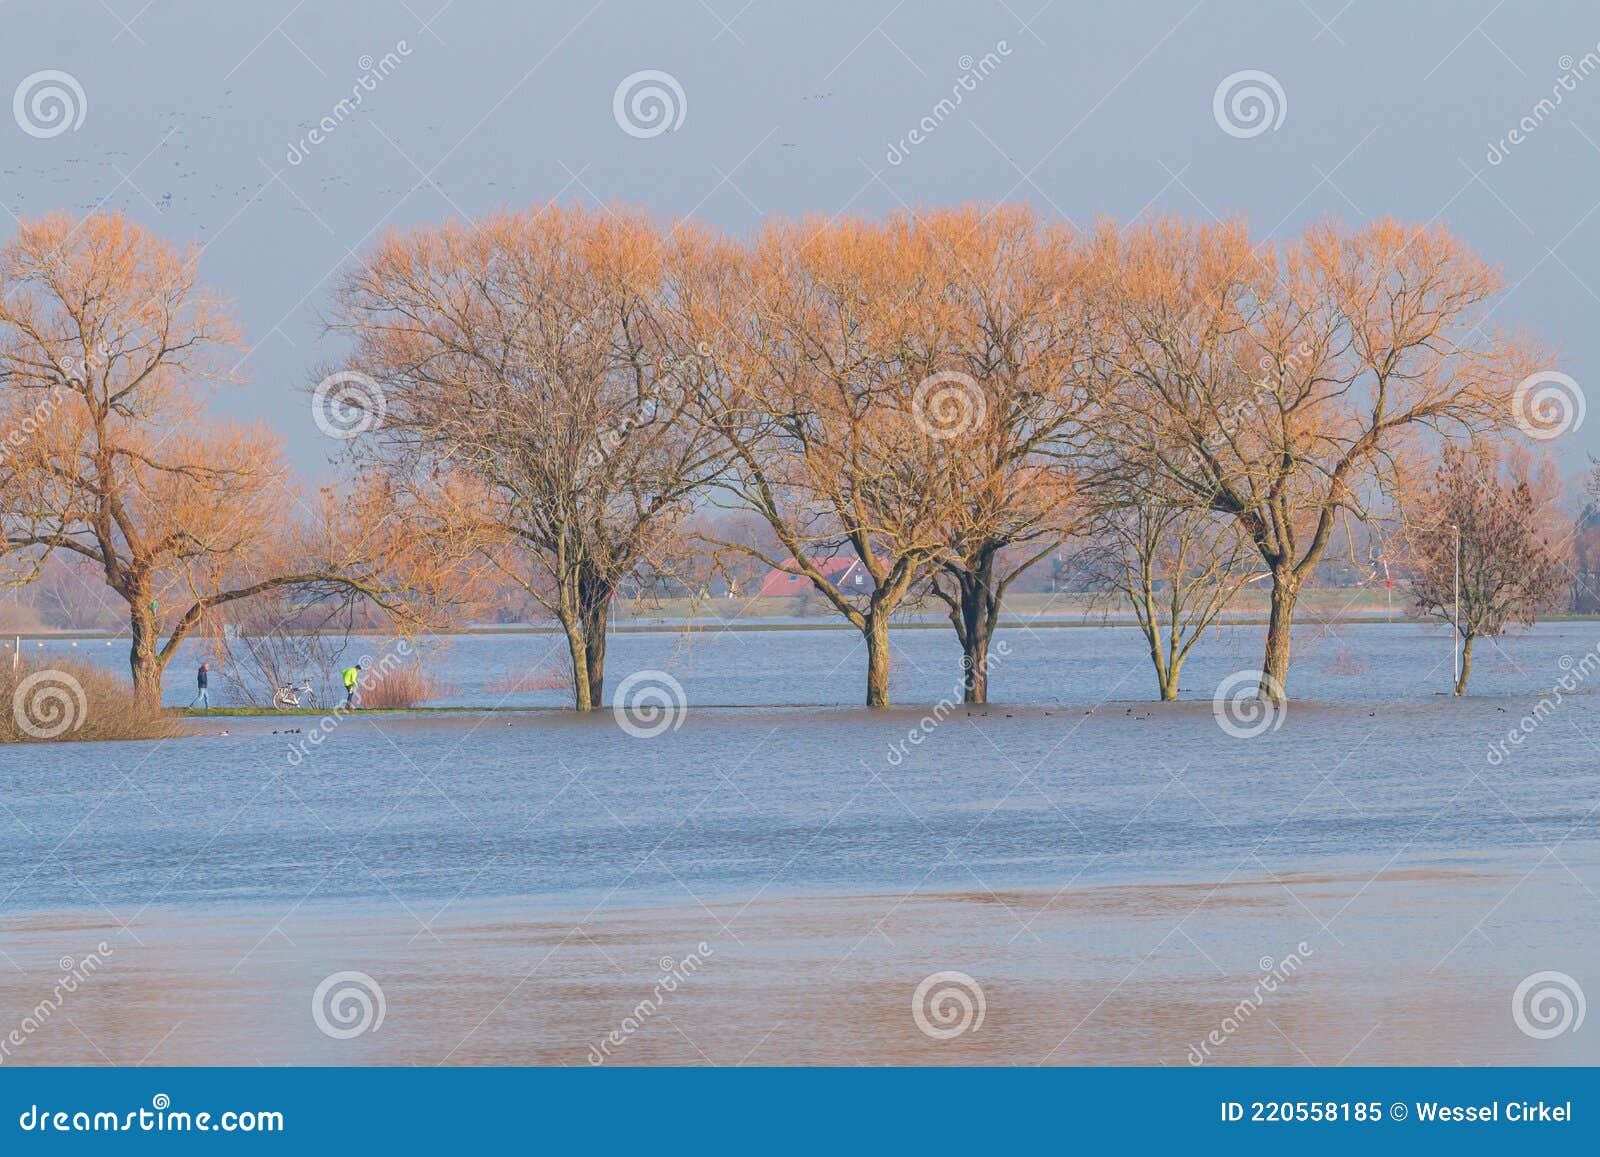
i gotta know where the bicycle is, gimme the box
[271,680,318,710]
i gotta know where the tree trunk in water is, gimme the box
[1455,634,1474,696]
[128,605,163,710]
[960,631,989,704]
[1260,573,1298,703]
[945,554,1002,705]
[1158,660,1181,701]
[581,586,610,710]
[1139,617,1173,701]
[562,617,592,712]
[956,569,994,705]
[864,614,891,707]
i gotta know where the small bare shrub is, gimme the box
[359,663,451,708]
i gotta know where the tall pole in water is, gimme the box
[1452,522,1460,689]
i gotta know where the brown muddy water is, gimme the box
[0,866,1593,1067]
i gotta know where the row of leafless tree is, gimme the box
[0,205,1572,710]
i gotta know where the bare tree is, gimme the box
[679,212,958,706]
[328,205,726,710]
[1088,216,1543,702]
[1103,503,1253,700]
[0,213,432,706]
[914,205,1095,703]
[1406,441,1568,694]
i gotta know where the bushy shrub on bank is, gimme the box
[0,659,182,743]
[359,663,450,709]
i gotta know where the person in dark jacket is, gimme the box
[193,662,211,708]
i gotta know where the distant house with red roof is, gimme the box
[758,556,875,597]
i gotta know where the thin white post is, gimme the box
[1452,523,1460,689]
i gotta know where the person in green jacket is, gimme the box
[341,663,363,708]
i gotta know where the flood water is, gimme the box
[1,621,1596,1065]
[29,614,1600,709]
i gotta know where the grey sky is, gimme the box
[4,0,1599,475]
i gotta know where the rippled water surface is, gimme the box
[1,622,1595,1064]
[32,615,1600,709]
